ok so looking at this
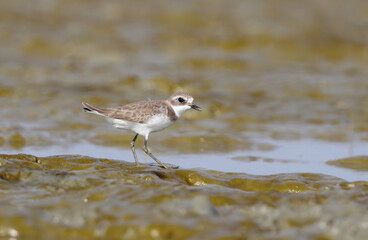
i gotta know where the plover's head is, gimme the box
[167,92,201,117]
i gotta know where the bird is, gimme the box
[82,92,201,169]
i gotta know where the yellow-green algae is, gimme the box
[8,134,26,149]
[1,0,368,151]
[1,0,368,239]
[327,156,368,171]
[0,154,367,240]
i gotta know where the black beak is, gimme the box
[191,104,202,111]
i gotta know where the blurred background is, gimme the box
[1,0,368,180]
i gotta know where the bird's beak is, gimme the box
[191,104,202,111]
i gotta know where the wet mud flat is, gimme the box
[0,154,367,240]
[1,0,368,239]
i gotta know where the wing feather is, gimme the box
[107,100,168,123]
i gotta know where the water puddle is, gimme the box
[2,138,367,181]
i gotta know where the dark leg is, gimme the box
[130,134,139,166]
[142,137,168,169]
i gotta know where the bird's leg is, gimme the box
[143,137,168,169]
[130,134,139,166]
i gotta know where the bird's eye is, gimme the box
[178,97,185,103]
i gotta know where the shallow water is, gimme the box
[1,0,368,239]
[3,139,368,182]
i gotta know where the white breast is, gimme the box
[143,114,175,132]
[105,114,175,137]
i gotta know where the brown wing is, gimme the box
[107,100,169,123]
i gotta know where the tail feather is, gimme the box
[82,102,110,116]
